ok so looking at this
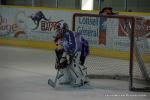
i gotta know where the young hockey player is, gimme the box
[52,23,89,87]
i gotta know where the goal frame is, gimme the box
[72,13,150,92]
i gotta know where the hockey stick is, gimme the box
[48,69,60,88]
[48,54,60,88]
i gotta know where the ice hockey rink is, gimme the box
[0,46,149,100]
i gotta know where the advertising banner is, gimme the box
[0,7,73,42]
[74,14,150,53]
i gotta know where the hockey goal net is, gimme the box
[73,13,150,91]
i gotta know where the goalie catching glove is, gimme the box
[55,57,68,69]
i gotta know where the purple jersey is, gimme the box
[62,31,83,54]
[58,30,89,57]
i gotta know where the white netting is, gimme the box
[133,17,150,80]
[74,14,150,82]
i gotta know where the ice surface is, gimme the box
[0,46,149,100]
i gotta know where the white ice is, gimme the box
[0,46,149,100]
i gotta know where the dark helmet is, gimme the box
[100,7,112,14]
[62,23,69,30]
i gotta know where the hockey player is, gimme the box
[53,23,89,87]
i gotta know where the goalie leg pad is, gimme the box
[58,68,72,84]
[68,52,89,86]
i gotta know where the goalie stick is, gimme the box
[48,69,60,88]
[48,49,63,88]
[48,55,67,88]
